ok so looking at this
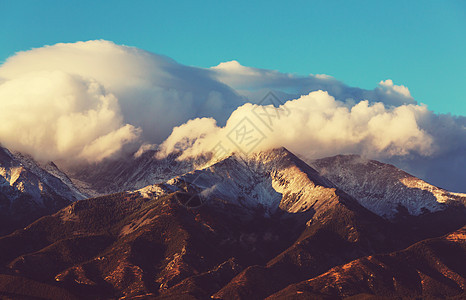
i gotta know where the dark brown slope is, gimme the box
[0,274,79,300]
[0,149,464,299]
[211,190,404,300]
[212,206,466,299]
[268,225,466,300]
[209,154,466,299]
[0,191,306,299]
[1,192,463,300]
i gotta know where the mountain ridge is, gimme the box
[0,146,86,235]
[312,154,466,219]
[0,146,464,299]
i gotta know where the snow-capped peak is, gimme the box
[0,146,86,206]
[138,148,343,216]
[312,154,466,218]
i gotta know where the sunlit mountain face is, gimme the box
[0,143,464,299]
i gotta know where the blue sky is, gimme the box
[1,0,465,115]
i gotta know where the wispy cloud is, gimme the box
[211,60,415,107]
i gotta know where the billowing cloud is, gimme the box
[0,40,244,140]
[158,90,465,192]
[158,91,433,160]
[387,112,466,192]
[0,40,244,163]
[0,70,140,163]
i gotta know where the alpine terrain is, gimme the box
[0,146,464,299]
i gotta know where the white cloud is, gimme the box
[0,70,140,163]
[314,74,333,80]
[156,117,221,159]
[0,40,244,163]
[378,79,411,98]
[157,89,465,192]
[158,91,433,161]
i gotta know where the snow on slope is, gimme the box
[311,155,466,219]
[12,151,87,200]
[134,150,465,220]
[0,146,86,207]
[66,150,209,196]
[136,148,343,216]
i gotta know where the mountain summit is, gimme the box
[0,146,85,235]
[0,146,464,299]
[312,154,466,218]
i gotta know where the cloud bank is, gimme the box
[158,91,434,160]
[0,40,243,163]
[0,40,464,191]
[158,90,464,191]
[158,92,464,191]
[0,70,140,162]
[211,60,415,107]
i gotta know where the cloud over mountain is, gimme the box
[211,60,415,107]
[158,91,434,161]
[0,40,243,163]
[158,89,464,191]
[0,40,464,191]
[0,70,140,163]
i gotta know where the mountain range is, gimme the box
[0,145,464,299]
[0,147,85,236]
